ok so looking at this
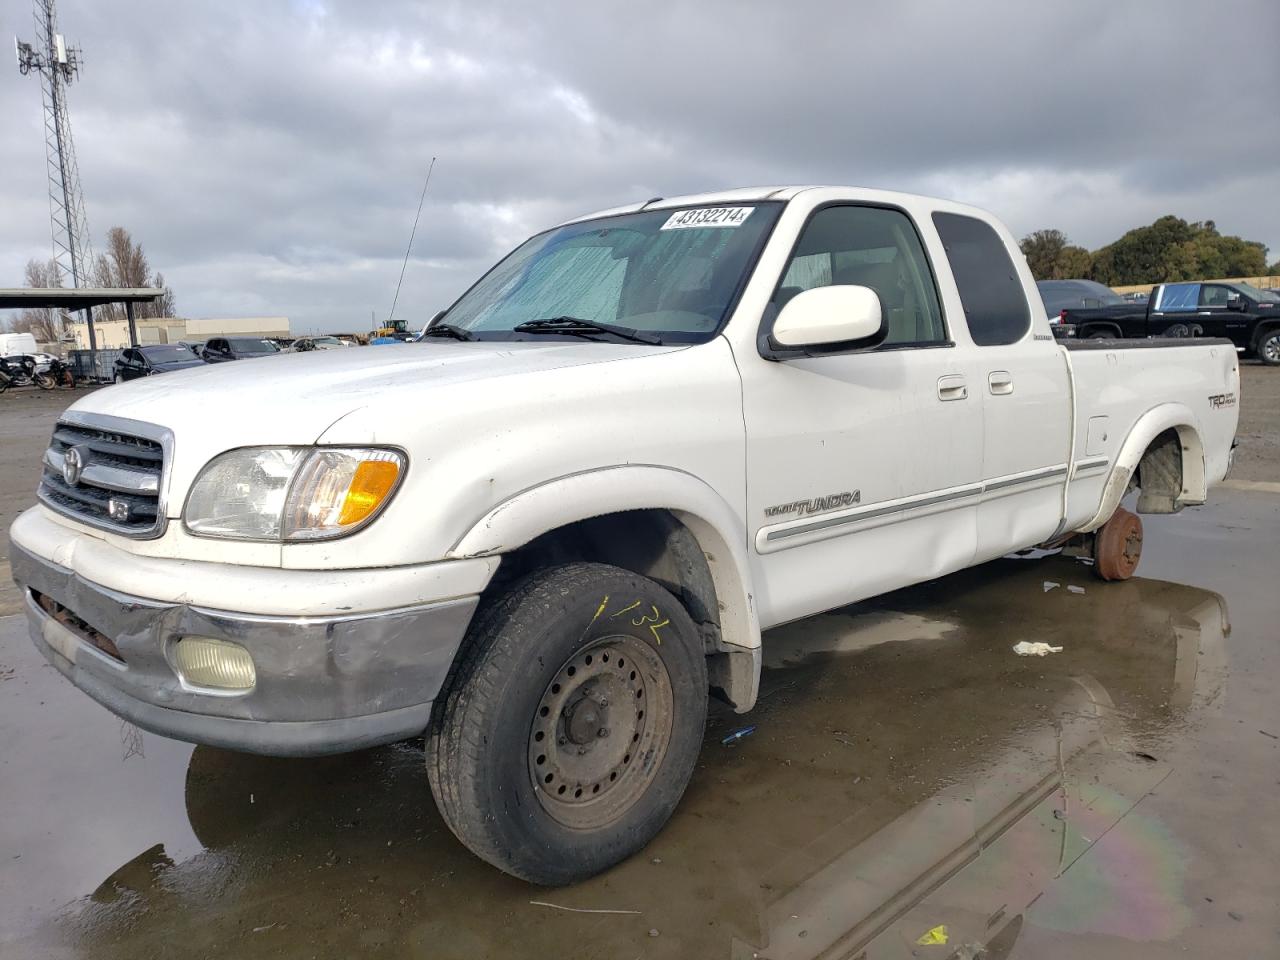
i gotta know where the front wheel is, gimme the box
[34,373,55,390]
[427,562,708,885]
[1258,329,1280,366]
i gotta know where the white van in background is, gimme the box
[0,332,39,358]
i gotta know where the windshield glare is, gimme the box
[232,339,279,354]
[1235,282,1278,301]
[439,204,783,342]
[142,345,196,362]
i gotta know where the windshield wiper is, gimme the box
[512,316,662,345]
[420,322,475,341]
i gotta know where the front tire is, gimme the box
[427,562,708,885]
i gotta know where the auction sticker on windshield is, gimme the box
[661,207,755,230]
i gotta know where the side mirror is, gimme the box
[1227,295,1246,312]
[772,285,886,350]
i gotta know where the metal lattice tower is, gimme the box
[16,0,93,289]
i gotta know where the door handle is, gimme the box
[988,371,1014,396]
[937,374,968,401]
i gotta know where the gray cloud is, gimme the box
[3,0,1278,333]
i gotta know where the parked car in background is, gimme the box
[289,335,348,352]
[1062,281,1280,363]
[113,344,207,382]
[1037,279,1127,317]
[201,337,282,362]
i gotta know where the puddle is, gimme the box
[0,555,1241,959]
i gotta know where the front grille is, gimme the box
[38,418,167,538]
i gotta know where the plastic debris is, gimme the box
[1067,585,1085,594]
[1043,581,1060,592]
[915,924,949,946]
[529,900,641,916]
[722,726,756,746]
[1013,641,1063,657]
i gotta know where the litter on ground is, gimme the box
[1043,581,1060,592]
[1012,641,1063,657]
[915,924,949,945]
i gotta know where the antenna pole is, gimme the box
[388,156,436,325]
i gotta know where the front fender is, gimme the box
[1081,402,1205,532]
[447,464,761,655]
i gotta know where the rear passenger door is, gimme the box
[932,212,1072,563]
[1147,283,1200,337]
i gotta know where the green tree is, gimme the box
[1087,216,1267,284]
[1019,230,1094,280]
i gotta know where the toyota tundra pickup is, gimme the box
[9,186,1239,884]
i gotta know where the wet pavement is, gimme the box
[2,489,1278,958]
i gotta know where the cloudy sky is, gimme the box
[3,0,1278,333]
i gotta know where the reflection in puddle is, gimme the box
[7,558,1229,959]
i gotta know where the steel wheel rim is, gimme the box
[529,634,674,829]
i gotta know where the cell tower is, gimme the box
[16,0,93,288]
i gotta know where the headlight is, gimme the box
[184,447,404,541]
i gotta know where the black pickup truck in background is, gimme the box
[1057,280,1280,364]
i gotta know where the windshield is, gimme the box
[141,345,197,362]
[314,336,342,345]
[230,338,280,354]
[1234,282,1279,302]
[438,203,783,343]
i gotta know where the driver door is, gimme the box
[739,204,984,628]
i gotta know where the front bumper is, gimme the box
[10,537,480,757]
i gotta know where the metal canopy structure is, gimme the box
[0,287,162,310]
[1,288,163,377]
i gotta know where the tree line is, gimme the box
[1020,216,1279,286]
[4,226,177,342]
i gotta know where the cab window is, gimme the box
[932,212,1030,346]
[771,205,946,347]
[1199,284,1232,307]
[1156,283,1200,312]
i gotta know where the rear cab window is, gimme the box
[1154,283,1200,312]
[932,212,1030,346]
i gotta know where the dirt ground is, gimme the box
[1,363,1278,959]
[1230,362,1280,483]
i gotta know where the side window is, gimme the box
[1199,284,1230,307]
[932,212,1029,346]
[1156,283,1199,312]
[772,205,946,346]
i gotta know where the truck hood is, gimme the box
[66,341,683,502]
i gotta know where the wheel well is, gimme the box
[1134,426,1203,513]
[1252,320,1280,350]
[1082,322,1122,339]
[491,509,722,651]
[487,510,757,708]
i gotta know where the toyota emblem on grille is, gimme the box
[62,445,88,486]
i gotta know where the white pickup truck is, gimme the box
[10,186,1238,884]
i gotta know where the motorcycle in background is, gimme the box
[0,355,55,392]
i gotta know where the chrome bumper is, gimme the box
[10,539,478,756]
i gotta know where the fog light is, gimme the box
[172,637,256,691]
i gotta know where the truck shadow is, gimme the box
[48,556,1228,960]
